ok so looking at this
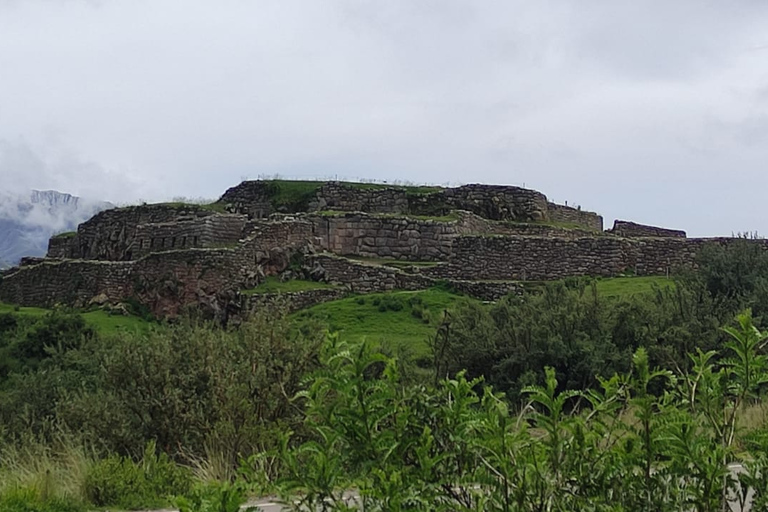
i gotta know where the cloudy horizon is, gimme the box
[1,1,767,236]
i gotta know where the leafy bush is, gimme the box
[175,481,256,512]
[83,442,192,509]
[277,312,768,511]
[376,295,404,312]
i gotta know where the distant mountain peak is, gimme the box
[0,189,113,267]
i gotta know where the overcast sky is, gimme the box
[0,1,767,236]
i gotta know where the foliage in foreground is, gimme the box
[277,312,768,511]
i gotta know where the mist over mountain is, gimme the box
[0,190,113,268]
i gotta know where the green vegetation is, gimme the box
[2,239,768,510]
[593,275,674,297]
[0,302,152,336]
[503,218,603,233]
[278,315,768,510]
[241,277,337,294]
[51,231,77,239]
[262,180,323,210]
[293,288,459,359]
[261,179,443,211]
[329,180,441,195]
[315,209,459,222]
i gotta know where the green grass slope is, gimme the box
[293,288,461,357]
[0,303,153,336]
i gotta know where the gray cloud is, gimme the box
[0,0,767,236]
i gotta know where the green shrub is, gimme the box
[377,295,404,312]
[176,481,255,512]
[83,442,192,509]
[0,488,84,512]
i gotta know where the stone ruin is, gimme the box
[0,180,763,321]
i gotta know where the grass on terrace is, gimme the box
[262,179,443,210]
[291,276,675,356]
[593,276,675,298]
[0,302,153,336]
[51,231,77,239]
[344,255,442,269]
[293,287,459,358]
[315,210,460,222]
[241,277,338,295]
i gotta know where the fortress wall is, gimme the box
[493,222,604,239]
[74,204,216,261]
[546,203,604,231]
[307,254,403,293]
[445,280,522,301]
[241,219,315,253]
[311,182,409,214]
[47,236,78,259]
[132,215,247,258]
[409,184,549,222]
[427,235,768,282]
[304,253,519,300]
[631,237,768,276]
[219,180,564,223]
[0,248,254,316]
[219,181,274,218]
[306,254,434,293]
[0,260,133,308]
[246,288,349,314]
[427,236,632,281]
[610,220,686,238]
[309,214,457,261]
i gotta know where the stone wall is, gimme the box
[309,213,457,261]
[610,220,686,238]
[246,288,349,314]
[309,182,409,214]
[494,221,604,239]
[631,237,768,276]
[306,254,416,293]
[73,204,218,261]
[547,203,604,231]
[409,184,549,222]
[443,279,522,301]
[0,248,257,317]
[426,235,768,282]
[427,236,630,281]
[305,253,520,300]
[242,218,315,252]
[47,235,77,259]
[132,214,247,259]
[219,181,274,218]
[217,180,599,227]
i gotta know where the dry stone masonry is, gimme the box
[609,220,686,238]
[0,178,762,318]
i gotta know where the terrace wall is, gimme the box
[610,220,686,238]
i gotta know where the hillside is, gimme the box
[0,179,756,324]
